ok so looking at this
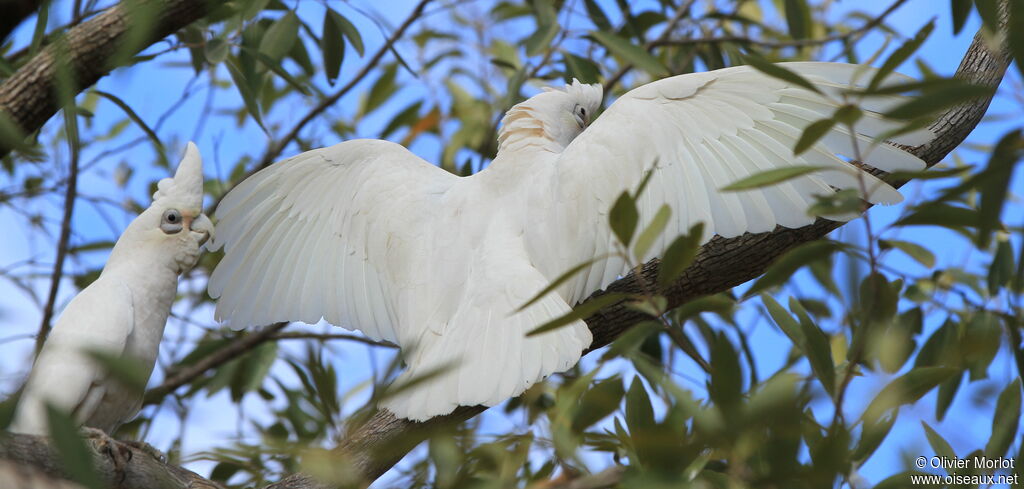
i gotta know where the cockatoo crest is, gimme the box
[153,141,204,213]
[498,78,602,153]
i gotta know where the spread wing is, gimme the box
[12,281,134,435]
[529,62,931,305]
[208,139,458,344]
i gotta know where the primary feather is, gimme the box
[208,62,929,421]
[11,143,214,435]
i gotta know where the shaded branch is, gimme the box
[254,0,434,170]
[34,114,79,354]
[142,322,288,406]
[0,432,220,489]
[0,0,210,157]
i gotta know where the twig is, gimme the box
[269,331,398,348]
[142,322,289,405]
[34,110,80,355]
[254,0,434,170]
[649,0,908,51]
[602,0,697,93]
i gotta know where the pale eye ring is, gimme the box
[573,104,587,128]
[161,209,183,234]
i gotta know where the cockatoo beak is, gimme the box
[187,214,214,246]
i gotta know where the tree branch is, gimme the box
[34,113,79,354]
[254,0,434,170]
[0,0,210,158]
[142,322,288,406]
[0,432,220,489]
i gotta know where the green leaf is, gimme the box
[332,10,364,56]
[204,38,229,64]
[884,83,993,120]
[527,293,628,336]
[975,0,1000,33]
[633,204,671,262]
[762,294,805,347]
[745,241,843,297]
[743,54,821,94]
[861,367,958,425]
[922,422,958,472]
[709,333,743,415]
[93,91,163,153]
[591,30,668,77]
[791,119,837,156]
[870,20,934,91]
[572,377,625,432]
[360,64,399,116]
[46,406,105,489]
[610,191,639,247]
[624,377,655,437]
[783,0,812,40]
[791,297,835,396]
[518,254,611,312]
[977,130,1023,247]
[879,239,936,268]
[563,51,601,84]
[246,47,312,96]
[986,378,1021,457]
[894,203,981,228]
[583,0,613,31]
[852,410,897,462]
[988,236,1014,294]
[657,223,704,287]
[226,59,266,132]
[322,8,346,85]
[1011,0,1024,80]
[259,11,299,64]
[721,165,825,191]
[950,0,973,35]
[526,3,559,57]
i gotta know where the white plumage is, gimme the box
[208,63,929,421]
[11,143,214,435]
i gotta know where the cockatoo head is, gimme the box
[111,142,213,274]
[498,79,603,152]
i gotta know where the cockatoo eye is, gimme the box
[161,209,183,234]
[572,104,588,129]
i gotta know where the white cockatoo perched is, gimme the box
[209,63,930,421]
[11,143,213,435]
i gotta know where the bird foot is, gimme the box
[80,427,132,479]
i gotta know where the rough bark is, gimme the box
[0,432,220,488]
[0,0,209,157]
[267,22,1013,489]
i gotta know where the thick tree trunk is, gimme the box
[0,0,209,157]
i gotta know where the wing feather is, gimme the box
[208,139,457,342]
[536,62,930,305]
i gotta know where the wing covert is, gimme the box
[208,139,457,342]
[535,62,931,305]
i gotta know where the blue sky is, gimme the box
[0,0,1021,486]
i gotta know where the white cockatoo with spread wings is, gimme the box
[209,63,929,421]
[12,143,214,435]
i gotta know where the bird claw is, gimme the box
[80,427,132,480]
